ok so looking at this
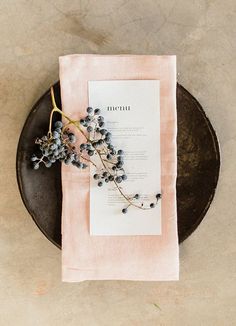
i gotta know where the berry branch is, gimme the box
[31,86,161,213]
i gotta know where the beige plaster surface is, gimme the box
[0,0,236,325]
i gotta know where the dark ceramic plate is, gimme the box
[16,82,220,248]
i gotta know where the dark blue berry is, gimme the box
[100,129,107,135]
[72,161,82,168]
[33,162,39,169]
[52,131,60,139]
[68,133,76,143]
[93,174,99,180]
[87,107,93,114]
[117,150,124,155]
[31,154,38,162]
[85,116,92,122]
[88,150,94,156]
[58,146,64,153]
[80,143,86,150]
[116,162,123,169]
[54,121,63,129]
[107,144,114,150]
[115,176,122,183]
[105,137,111,144]
[65,158,72,165]
[45,161,52,168]
[86,143,92,149]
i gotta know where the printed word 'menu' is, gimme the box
[107,106,131,111]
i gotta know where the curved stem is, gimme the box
[80,155,97,168]
[113,179,151,210]
[102,159,116,165]
[50,86,57,108]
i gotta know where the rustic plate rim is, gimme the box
[16,83,61,249]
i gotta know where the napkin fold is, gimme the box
[59,54,179,282]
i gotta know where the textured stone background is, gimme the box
[0,0,236,325]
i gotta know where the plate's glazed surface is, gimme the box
[16,82,220,248]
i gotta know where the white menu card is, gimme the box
[88,80,161,236]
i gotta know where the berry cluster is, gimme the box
[31,86,162,213]
[77,107,128,187]
[31,121,87,170]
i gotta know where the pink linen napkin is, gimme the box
[59,54,179,282]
